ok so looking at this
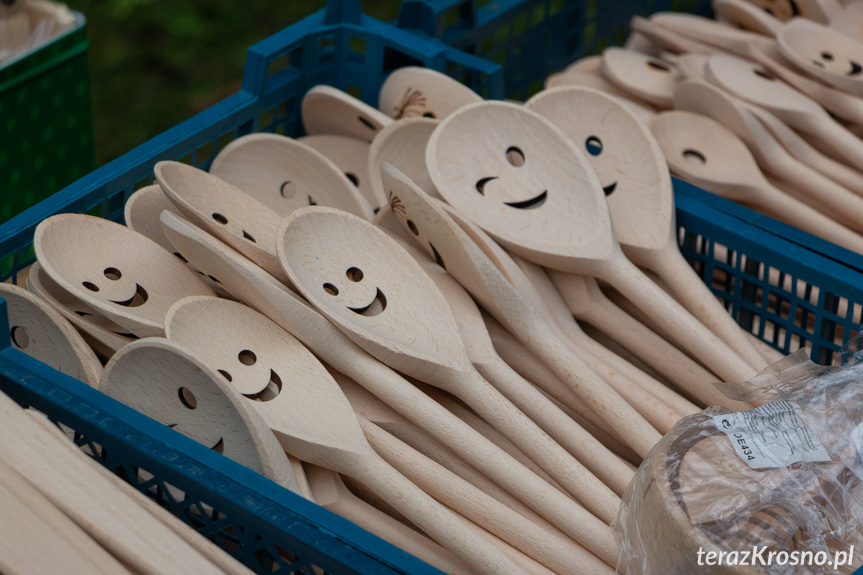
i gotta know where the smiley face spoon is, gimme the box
[276,206,621,526]
[164,296,526,575]
[426,101,757,386]
[526,86,768,372]
[154,160,288,284]
[649,110,863,254]
[375,164,662,458]
[158,210,619,563]
[777,18,863,96]
[367,117,441,206]
[100,337,300,491]
[33,214,214,338]
[713,0,782,35]
[0,282,102,387]
[298,134,377,213]
[705,53,863,171]
[601,47,682,108]
[209,133,373,220]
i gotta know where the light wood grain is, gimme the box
[778,18,863,96]
[33,213,214,338]
[302,85,393,142]
[602,47,682,108]
[378,66,482,120]
[299,134,378,213]
[367,117,441,206]
[713,0,782,35]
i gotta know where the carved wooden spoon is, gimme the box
[777,17,863,96]
[100,337,300,491]
[650,109,863,253]
[33,213,214,338]
[674,79,863,233]
[154,160,288,283]
[375,163,662,455]
[164,296,528,575]
[601,47,682,108]
[276,205,621,524]
[705,52,863,169]
[158,210,619,563]
[426,101,757,386]
[210,133,373,219]
[0,282,102,386]
[298,134,377,213]
[526,86,768,371]
[378,211,634,495]
[302,85,392,142]
[26,261,136,358]
[378,66,482,120]
[367,117,441,205]
[651,12,767,58]
[713,0,782,35]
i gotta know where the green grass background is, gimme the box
[64,1,402,166]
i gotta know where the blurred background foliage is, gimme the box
[65,0,402,166]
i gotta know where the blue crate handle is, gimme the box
[324,0,362,24]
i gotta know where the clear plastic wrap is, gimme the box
[615,341,863,574]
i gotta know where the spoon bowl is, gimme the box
[302,85,392,142]
[378,66,482,120]
[298,134,377,213]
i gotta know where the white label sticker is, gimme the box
[713,401,831,469]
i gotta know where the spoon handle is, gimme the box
[349,452,529,575]
[648,247,769,370]
[599,252,759,385]
[476,356,634,496]
[796,116,863,176]
[361,421,614,575]
[750,180,863,253]
[439,371,621,524]
[549,271,747,409]
[506,317,663,459]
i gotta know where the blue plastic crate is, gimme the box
[2,0,863,573]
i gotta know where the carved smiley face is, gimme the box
[321,266,388,318]
[34,214,214,337]
[526,87,673,253]
[387,191,447,270]
[749,0,799,20]
[426,101,614,267]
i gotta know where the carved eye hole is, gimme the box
[212,213,228,225]
[585,136,603,157]
[683,149,707,166]
[104,267,122,280]
[821,52,834,61]
[323,283,339,296]
[506,146,525,167]
[178,387,197,409]
[407,220,419,235]
[647,59,671,72]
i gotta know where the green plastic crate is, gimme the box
[0,11,94,224]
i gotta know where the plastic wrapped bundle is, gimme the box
[616,341,863,574]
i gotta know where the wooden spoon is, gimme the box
[629,16,722,57]
[124,184,234,299]
[749,103,863,196]
[748,36,863,126]
[650,109,863,253]
[298,134,377,213]
[157,210,618,563]
[378,66,482,120]
[100,337,300,491]
[651,12,767,58]
[777,17,863,96]
[276,205,621,524]
[674,79,863,233]
[526,86,768,371]
[375,164,663,455]
[602,47,682,108]
[705,52,863,169]
[542,71,658,124]
[33,214,214,338]
[26,261,136,359]
[0,282,102,387]
[367,117,441,207]
[713,0,783,35]
[744,0,838,22]
[209,133,373,220]
[426,101,758,386]
[164,296,530,575]
[303,464,475,575]
[378,213,634,495]
[302,85,393,142]
[154,160,288,283]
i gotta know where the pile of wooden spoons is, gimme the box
[546,4,863,263]
[2,64,804,575]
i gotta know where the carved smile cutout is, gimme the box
[849,61,863,76]
[166,423,225,453]
[109,283,149,308]
[504,190,548,210]
[242,369,283,402]
[430,243,446,270]
[347,287,388,317]
[602,182,618,196]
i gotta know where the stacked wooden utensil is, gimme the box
[3,61,798,574]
